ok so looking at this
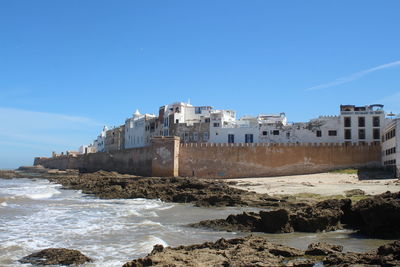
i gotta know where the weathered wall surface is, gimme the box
[35,139,381,178]
[178,143,381,178]
[34,137,179,177]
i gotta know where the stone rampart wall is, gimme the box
[179,143,381,178]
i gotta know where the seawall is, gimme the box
[179,142,381,178]
[34,139,381,178]
[34,137,179,177]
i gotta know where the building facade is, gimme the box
[339,104,384,144]
[104,125,125,152]
[382,117,399,177]
[209,104,385,145]
[159,102,213,143]
[124,110,157,149]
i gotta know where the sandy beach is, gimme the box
[227,172,400,196]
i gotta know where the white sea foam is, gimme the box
[0,178,383,267]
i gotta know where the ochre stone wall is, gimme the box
[178,143,381,178]
[34,137,179,177]
[35,139,381,178]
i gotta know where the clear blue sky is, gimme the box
[1,1,399,168]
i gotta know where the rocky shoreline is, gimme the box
[191,192,400,238]
[123,235,400,267]
[2,166,400,266]
[2,167,291,208]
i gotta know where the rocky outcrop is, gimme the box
[348,191,400,238]
[323,240,400,266]
[260,209,293,233]
[19,248,92,266]
[305,242,343,256]
[0,170,24,179]
[38,171,283,208]
[122,235,308,267]
[192,199,347,233]
[192,192,400,238]
[344,189,366,197]
[290,202,343,232]
[123,235,400,267]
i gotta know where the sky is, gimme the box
[0,0,399,169]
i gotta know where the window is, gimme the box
[328,130,337,136]
[203,132,209,141]
[358,117,365,127]
[262,131,268,136]
[176,119,179,123]
[316,130,322,137]
[193,133,198,141]
[358,129,365,140]
[205,118,210,123]
[373,129,380,140]
[245,134,253,143]
[272,130,279,135]
[373,116,380,127]
[228,134,234,143]
[344,117,351,127]
[213,123,220,127]
[286,132,290,138]
[345,129,351,140]
[195,107,201,114]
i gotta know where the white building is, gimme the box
[79,144,97,154]
[210,111,259,143]
[124,110,156,149]
[382,117,399,177]
[209,104,385,145]
[339,104,385,144]
[258,115,342,144]
[159,102,213,137]
[93,126,108,152]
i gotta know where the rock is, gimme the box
[35,171,276,208]
[315,198,353,224]
[377,240,400,258]
[344,189,366,197]
[226,212,261,229]
[19,248,92,265]
[323,240,400,266]
[301,181,315,187]
[0,170,23,179]
[123,235,309,267]
[349,191,400,238]
[290,204,343,232]
[192,199,348,234]
[259,209,293,233]
[190,212,261,232]
[305,242,343,255]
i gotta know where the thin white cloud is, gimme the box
[305,60,400,91]
[0,107,103,129]
[377,91,400,115]
[0,107,104,147]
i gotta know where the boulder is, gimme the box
[226,212,261,229]
[19,248,92,266]
[350,191,400,238]
[259,209,293,233]
[377,240,400,259]
[305,242,343,255]
[290,205,342,232]
[344,189,366,197]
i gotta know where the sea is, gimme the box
[0,177,393,267]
